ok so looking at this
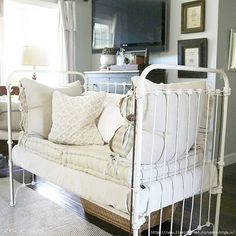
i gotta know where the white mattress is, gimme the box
[12,145,218,224]
[18,136,204,187]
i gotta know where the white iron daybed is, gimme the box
[7,65,230,236]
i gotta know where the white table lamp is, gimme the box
[21,46,49,80]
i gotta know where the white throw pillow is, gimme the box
[19,78,82,138]
[131,77,206,163]
[97,103,127,143]
[83,91,125,107]
[104,93,125,107]
[48,91,106,145]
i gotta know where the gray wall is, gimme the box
[149,0,219,85]
[76,0,92,72]
[216,0,236,164]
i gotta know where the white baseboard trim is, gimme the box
[224,152,236,166]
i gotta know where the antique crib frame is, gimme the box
[6,65,230,236]
[131,65,230,236]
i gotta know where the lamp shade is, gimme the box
[21,46,49,66]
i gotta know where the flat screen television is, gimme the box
[92,0,169,53]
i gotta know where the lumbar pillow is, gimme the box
[110,124,134,157]
[97,103,127,143]
[19,78,82,138]
[48,91,106,145]
[126,129,165,164]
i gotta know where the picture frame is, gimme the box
[124,49,149,65]
[181,0,205,34]
[228,28,236,71]
[178,38,208,78]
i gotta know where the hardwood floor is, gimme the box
[30,179,129,236]
[218,164,236,233]
[0,162,235,235]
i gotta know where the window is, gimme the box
[93,22,111,49]
[93,18,114,49]
[4,0,61,85]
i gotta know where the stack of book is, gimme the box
[109,64,145,71]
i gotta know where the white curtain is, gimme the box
[58,0,77,83]
[0,0,4,85]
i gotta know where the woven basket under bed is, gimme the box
[81,198,176,234]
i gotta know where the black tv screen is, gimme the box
[92,0,169,53]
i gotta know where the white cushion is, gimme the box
[97,103,126,143]
[0,99,20,113]
[127,130,165,164]
[0,111,21,131]
[0,130,19,140]
[0,100,21,131]
[104,93,125,107]
[83,91,125,107]
[19,78,82,138]
[132,77,206,163]
[48,91,106,145]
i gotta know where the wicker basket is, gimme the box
[81,198,176,233]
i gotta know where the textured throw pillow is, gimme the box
[19,78,82,138]
[48,91,106,145]
[97,103,127,143]
[110,124,134,157]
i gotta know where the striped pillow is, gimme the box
[120,90,135,123]
[110,124,134,158]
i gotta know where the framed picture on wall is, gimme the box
[178,38,208,78]
[181,0,205,34]
[228,28,236,71]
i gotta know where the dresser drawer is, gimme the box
[86,77,109,91]
[85,71,138,94]
[84,70,165,94]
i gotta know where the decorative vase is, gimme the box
[100,55,116,68]
[100,47,116,69]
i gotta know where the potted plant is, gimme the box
[100,47,116,69]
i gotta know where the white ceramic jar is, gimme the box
[100,54,116,68]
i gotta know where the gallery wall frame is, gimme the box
[228,28,236,71]
[124,49,149,65]
[181,0,205,34]
[178,38,208,78]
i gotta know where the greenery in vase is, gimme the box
[101,47,116,55]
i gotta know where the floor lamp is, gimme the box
[21,46,49,80]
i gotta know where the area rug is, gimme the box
[0,178,111,236]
